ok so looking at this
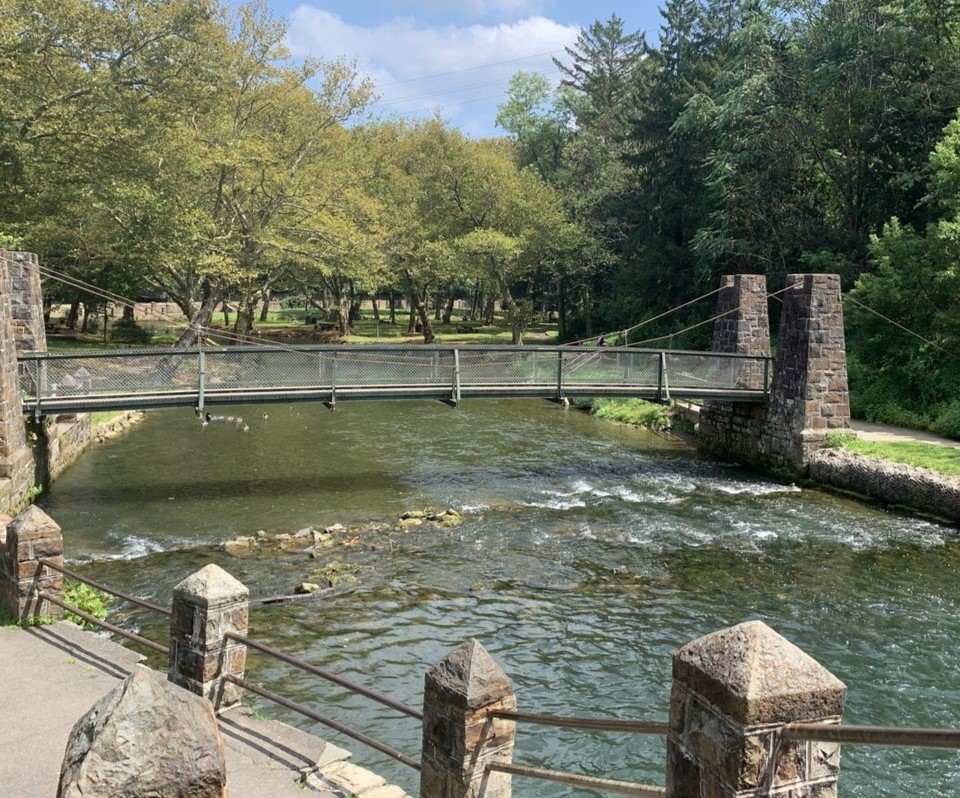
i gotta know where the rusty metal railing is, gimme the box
[782,723,960,750]
[37,558,170,655]
[223,630,422,770]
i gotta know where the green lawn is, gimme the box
[826,432,960,476]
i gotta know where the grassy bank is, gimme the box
[587,398,672,430]
[826,432,960,476]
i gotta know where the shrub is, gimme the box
[931,400,960,440]
[109,318,153,344]
[63,580,109,628]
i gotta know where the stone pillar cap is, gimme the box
[173,563,248,606]
[674,620,846,725]
[7,505,61,542]
[426,638,513,710]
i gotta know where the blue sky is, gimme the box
[265,1,664,136]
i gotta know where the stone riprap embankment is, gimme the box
[809,448,960,523]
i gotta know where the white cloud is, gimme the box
[287,6,580,125]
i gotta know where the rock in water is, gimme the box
[58,665,227,798]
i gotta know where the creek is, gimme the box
[37,399,960,797]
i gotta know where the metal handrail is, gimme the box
[781,723,960,750]
[489,710,668,735]
[38,591,169,656]
[39,558,171,616]
[223,674,421,771]
[224,631,422,720]
[487,763,666,797]
[20,343,774,361]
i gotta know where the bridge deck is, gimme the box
[18,344,771,415]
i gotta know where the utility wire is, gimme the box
[374,49,564,89]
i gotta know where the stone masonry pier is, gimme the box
[699,273,851,473]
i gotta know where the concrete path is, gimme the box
[0,621,412,798]
[849,420,960,450]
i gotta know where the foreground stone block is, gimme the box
[667,621,846,798]
[58,665,227,798]
[420,638,516,798]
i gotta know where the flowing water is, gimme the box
[38,400,960,797]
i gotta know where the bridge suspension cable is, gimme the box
[628,283,799,348]
[564,285,725,348]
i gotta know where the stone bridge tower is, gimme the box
[0,251,43,512]
[698,272,850,472]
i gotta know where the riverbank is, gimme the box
[0,620,407,798]
[671,401,960,524]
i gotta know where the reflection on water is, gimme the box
[39,400,960,797]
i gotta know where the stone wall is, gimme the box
[809,448,960,523]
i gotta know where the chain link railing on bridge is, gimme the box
[18,345,772,415]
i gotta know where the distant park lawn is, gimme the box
[827,432,960,477]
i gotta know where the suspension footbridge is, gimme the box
[18,344,771,417]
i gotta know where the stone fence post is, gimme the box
[667,621,846,798]
[420,638,517,798]
[168,563,248,712]
[0,505,64,622]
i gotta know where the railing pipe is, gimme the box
[39,558,171,616]
[224,632,422,720]
[489,710,668,735]
[452,348,461,405]
[39,591,169,656]
[781,723,960,750]
[223,674,421,771]
[197,347,206,415]
[486,763,666,798]
[556,349,565,400]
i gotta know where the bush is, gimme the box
[63,580,110,628]
[109,318,153,344]
[931,400,960,440]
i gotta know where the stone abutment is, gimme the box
[698,272,850,474]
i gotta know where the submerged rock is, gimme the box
[295,582,323,594]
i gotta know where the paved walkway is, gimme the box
[0,621,411,798]
[849,420,960,450]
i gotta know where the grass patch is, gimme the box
[90,410,123,424]
[590,398,671,430]
[826,432,960,476]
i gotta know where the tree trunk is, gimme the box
[122,304,135,323]
[175,290,225,347]
[233,292,256,336]
[222,299,230,327]
[412,290,435,344]
[471,281,481,321]
[494,270,523,345]
[66,298,81,330]
[557,278,567,342]
[259,288,270,322]
[371,296,381,322]
[407,289,417,334]
[388,291,396,325]
[484,295,495,325]
[583,284,593,337]
[442,289,455,326]
[81,303,91,333]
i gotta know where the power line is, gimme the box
[374,49,564,89]
[370,71,553,109]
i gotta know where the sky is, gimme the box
[264,1,664,137]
